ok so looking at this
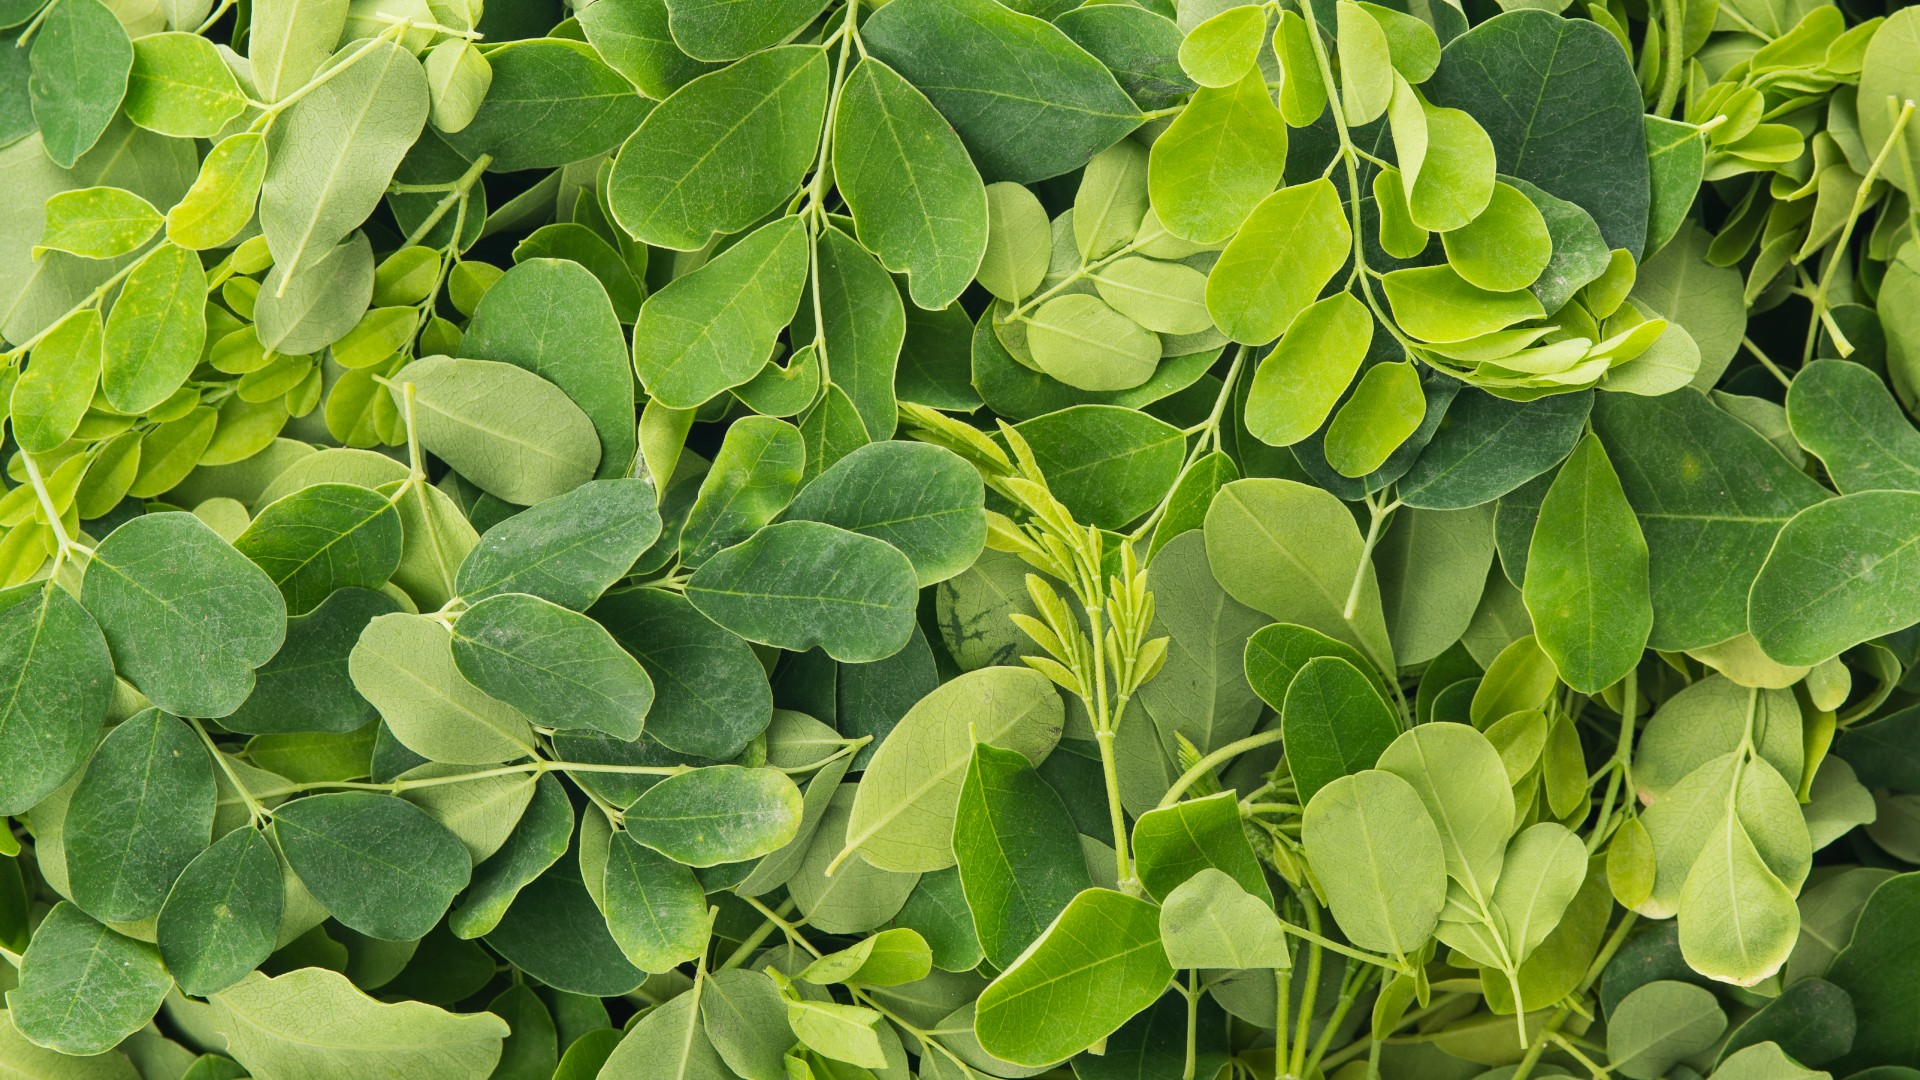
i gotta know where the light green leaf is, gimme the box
[1606,981,1727,1080]
[1442,181,1551,292]
[1179,5,1265,89]
[624,765,800,866]
[680,415,805,567]
[841,667,1064,874]
[1013,404,1186,530]
[255,230,375,356]
[348,611,538,765]
[125,31,245,138]
[1159,867,1291,969]
[979,182,1050,302]
[1376,722,1513,905]
[210,967,508,1079]
[1324,361,1427,478]
[700,968,792,1080]
[5,903,169,1056]
[1302,770,1446,960]
[1382,264,1545,343]
[632,216,811,409]
[1149,67,1288,245]
[664,0,829,61]
[861,0,1142,184]
[1024,294,1161,392]
[598,988,732,1080]
[1336,1,1394,125]
[1075,140,1150,261]
[1205,179,1349,344]
[1490,823,1586,964]
[1522,433,1650,692]
[272,791,470,941]
[249,0,349,102]
[166,132,269,251]
[974,888,1173,1067]
[791,787,921,934]
[1093,257,1211,336]
[1203,478,1394,671]
[451,592,655,741]
[35,186,160,260]
[798,927,933,988]
[395,355,602,505]
[422,39,490,134]
[1787,358,1920,494]
[260,38,426,284]
[13,308,102,453]
[1243,292,1371,447]
[101,241,206,414]
[82,512,287,719]
[608,46,826,250]
[834,57,988,311]
[786,995,887,1069]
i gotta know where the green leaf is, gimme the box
[861,0,1141,184]
[786,441,986,587]
[686,520,919,664]
[1522,433,1651,693]
[1827,872,1920,1071]
[35,186,160,259]
[577,0,719,100]
[260,38,426,284]
[28,0,132,168]
[455,479,660,612]
[808,225,906,439]
[395,355,602,505]
[101,241,207,415]
[156,827,283,997]
[1149,68,1290,246]
[679,415,806,567]
[598,988,731,1079]
[1398,388,1591,511]
[663,0,828,61]
[1336,1,1394,125]
[974,888,1174,1067]
[439,39,645,173]
[979,182,1051,302]
[791,787,922,935]
[590,588,773,760]
[13,308,101,454]
[1013,405,1186,530]
[953,741,1092,968]
[1376,722,1513,905]
[1324,360,1427,478]
[1375,505,1496,666]
[1606,981,1727,1080]
[1442,181,1551,292]
[209,967,509,1078]
[1424,9,1650,257]
[1282,656,1400,803]
[1490,823,1587,964]
[348,611,538,765]
[1204,478,1394,671]
[449,773,572,939]
[786,995,887,1069]
[1381,264,1545,343]
[1132,791,1272,905]
[272,791,471,941]
[1024,293,1161,392]
[1207,181,1351,346]
[5,902,169,1056]
[463,258,642,482]
[255,230,374,356]
[166,133,269,251]
[601,831,707,972]
[1159,867,1291,969]
[82,512,287,719]
[1056,3,1193,113]
[1075,140,1150,262]
[249,0,348,102]
[608,46,826,250]
[1643,115,1704,257]
[423,40,490,135]
[1591,389,1827,651]
[1243,292,1372,447]
[624,765,801,866]
[701,968,792,1080]
[841,667,1064,874]
[1302,770,1446,961]
[65,708,214,922]
[451,592,655,741]
[1859,8,1920,199]
[125,31,246,138]
[1788,359,1920,494]
[631,216,811,409]
[1093,257,1212,336]
[797,927,933,987]
[0,1013,139,1080]
[834,58,988,311]
[1244,622,1391,714]
[1750,490,1920,666]
[0,581,114,817]
[234,483,403,616]
[1179,6,1265,89]
[1134,530,1266,753]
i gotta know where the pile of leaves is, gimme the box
[8,0,1920,1076]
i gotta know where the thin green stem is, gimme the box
[1804,99,1915,363]
[191,719,270,827]
[1157,728,1288,810]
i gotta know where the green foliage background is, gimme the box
[2,0,1920,1076]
